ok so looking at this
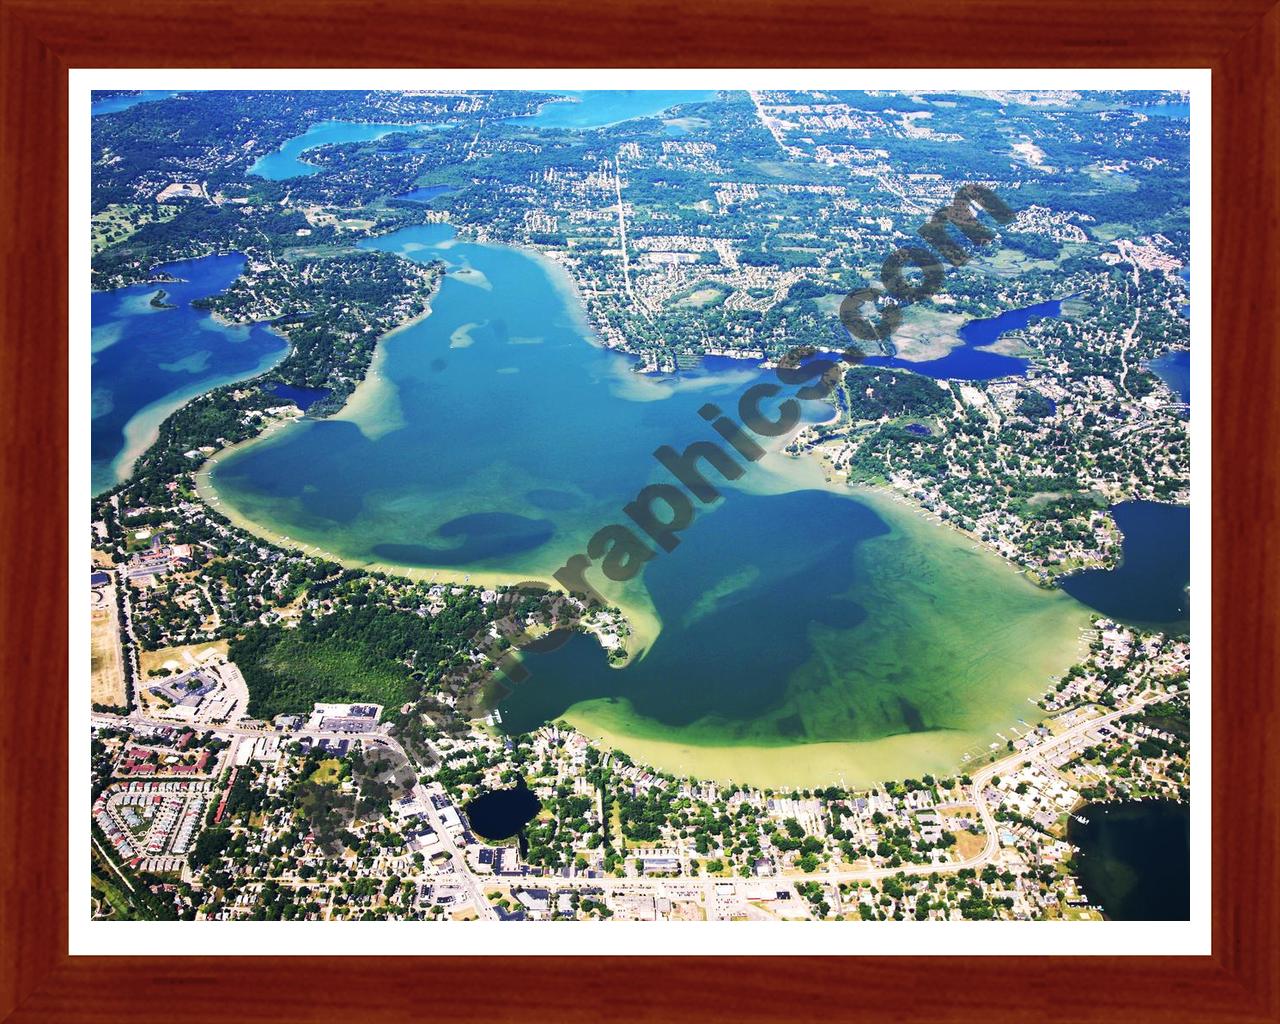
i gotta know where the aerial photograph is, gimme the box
[86,85,1193,926]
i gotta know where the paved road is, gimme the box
[91,695,1156,903]
[409,781,497,920]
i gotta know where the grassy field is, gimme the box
[886,305,969,361]
[954,830,988,861]
[975,247,1060,279]
[670,284,729,309]
[90,585,126,707]
[139,639,228,678]
[91,870,134,919]
[309,758,343,784]
[91,203,177,256]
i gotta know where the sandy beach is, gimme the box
[562,703,1025,791]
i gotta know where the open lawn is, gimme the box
[91,203,177,256]
[670,285,729,309]
[139,639,228,678]
[309,758,343,785]
[974,247,1060,279]
[1090,221,1137,242]
[954,830,988,861]
[90,585,126,708]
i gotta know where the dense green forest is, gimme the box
[231,598,487,720]
[844,366,952,420]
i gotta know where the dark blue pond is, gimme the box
[862,299,1064,381]
[463,778,542,854]
[1069,800,1190,920]
[1060,501,1190,632]
[271,383,332,411]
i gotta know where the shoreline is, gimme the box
[195,444,663,661]
[560,708,1010,791]
[558,477,1092,789]
[327,303,434,439]
[190,225,1090,791]
[189,239,666,665]
[99,334,290,497]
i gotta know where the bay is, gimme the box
[91,253,287,495]
[1059,501,1190,633]
[250,121,440,180]
[200,223,1093,787]
[1069,800,1190,920]
[863,299,1063,381]
[1148,350,1190,406]
[512,91,719,130]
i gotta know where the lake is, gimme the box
[200,222,1094,787]
[91,254,287,495]
[250,121,439,180]
[270,383,332,412]
[863,299,1062,380]
[1134,102,1191,120]
[91,90,177,116]
[1069,800,1190,920]
[1148,350,1190,405]
[1060,501,1190,632]
[512,91,719,130]
[464,778,542,855]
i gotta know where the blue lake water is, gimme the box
[1135,102,1191,120]
[1069,800,1190,920]
[1059,501,1190,632]
[91,254,287,495]
[250,121,437,180]
[863,299,1063,380]
[1148,350,1190,405]
[271,383,332,412]
[395,185,453,203]
[203,222,1093,786]
[512,91,719,129]
[91,91,178,116]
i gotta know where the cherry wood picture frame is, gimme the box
[2,0,1276,1020]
